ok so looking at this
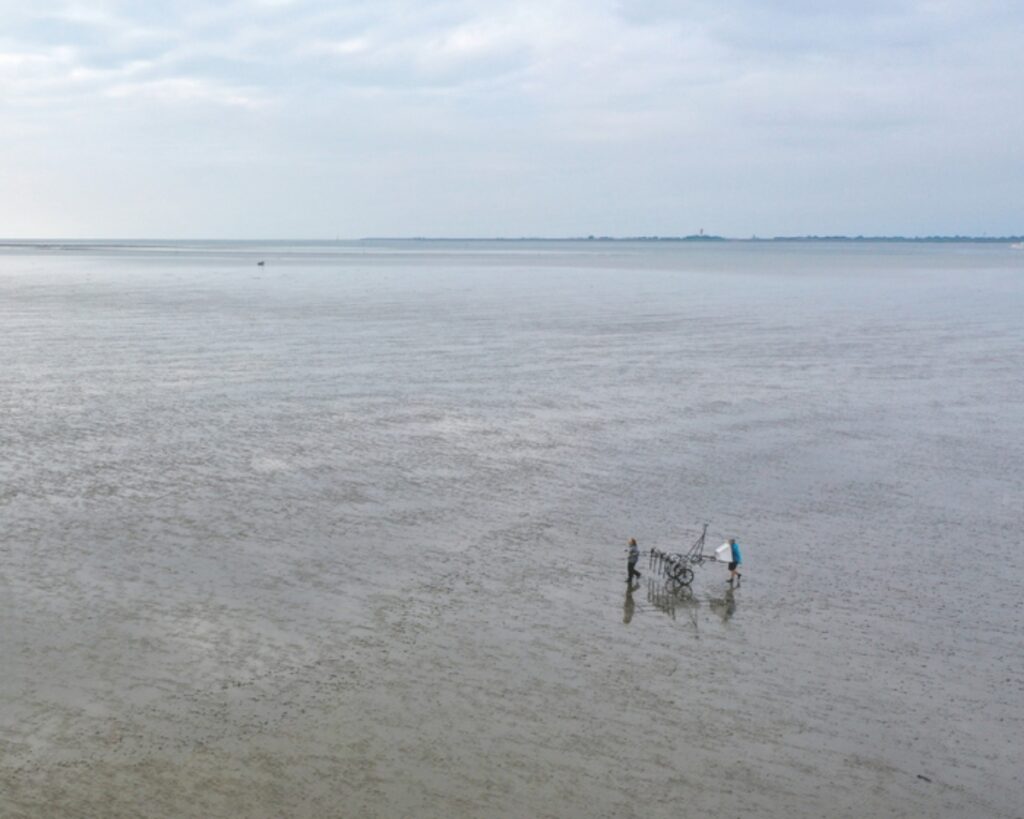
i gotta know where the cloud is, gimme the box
[0,0,1022,236]
[104,76,269,109]
[5,1,1016,119]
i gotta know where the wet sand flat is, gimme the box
[1,241,1022,817]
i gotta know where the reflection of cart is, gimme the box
[648,524,711,588]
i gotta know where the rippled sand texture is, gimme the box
[1,241,1022,818]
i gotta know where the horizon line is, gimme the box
[3,233,1024,245]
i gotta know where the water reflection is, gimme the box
[708,587,737,623]
[646,577,691,620]
[623,582,638,624]
[644,577,700,635]
[621,578,738,635]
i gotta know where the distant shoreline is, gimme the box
[389,234,1024,243]
[2,235,1023,246]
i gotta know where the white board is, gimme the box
[715,542,732,562]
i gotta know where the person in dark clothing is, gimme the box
[627,538,642,583]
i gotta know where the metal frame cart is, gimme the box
[648,524,711,588]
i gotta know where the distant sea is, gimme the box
[2,240,1022,818]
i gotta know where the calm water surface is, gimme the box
[1,241,1022,818]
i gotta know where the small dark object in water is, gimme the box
[917,774,932,783]
[257,260,265,266]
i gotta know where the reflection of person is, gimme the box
[627,538,642,583]
[713,587,737,623]
[728,538,742,586]
[623,584,636,624]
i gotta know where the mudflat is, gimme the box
[1,241,1021,818]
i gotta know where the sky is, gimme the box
[1,0,1022,238]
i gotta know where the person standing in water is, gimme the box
[626,538,642,583]
[728,538,742,586]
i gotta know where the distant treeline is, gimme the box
[585,234,726,241]
[403,235,1023,242]
[762,235,1024,243]
[579,234,1024,243]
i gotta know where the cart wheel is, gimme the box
[669,564,694,586]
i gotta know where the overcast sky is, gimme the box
[1,0,1021,238]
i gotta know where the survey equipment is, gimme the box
[648,524,712,588]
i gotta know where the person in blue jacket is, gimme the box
[728,538,742,586]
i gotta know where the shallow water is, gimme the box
[1,240,1022,818]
